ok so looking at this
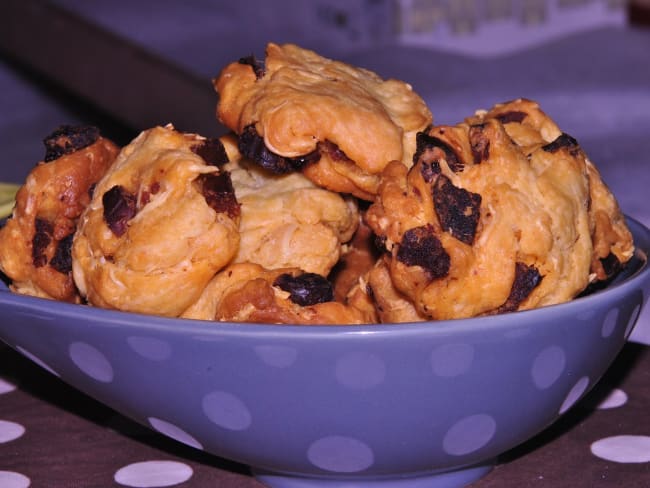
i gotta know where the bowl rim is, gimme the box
[0,216,648,339]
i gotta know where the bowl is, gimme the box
[0,217,649,488]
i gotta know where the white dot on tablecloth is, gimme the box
[0,471,30,488]
[15,345,60,377]
[254,344,298,368]
[531,345,566,390]
[202,390,252,431]
[601,307,619,338]
[442,414,497,456]
[431,343,474,377]
[114,460,193,487]
[68,341,114,383]
[307,435,374,473]
[335,351,386,390]
[0,420,25,443]
[0,377,16,394]
[596,388,628,410]
[591,435,650,463]
[127,336,172,361]
[148,417,203,450]
[559,376,590,414]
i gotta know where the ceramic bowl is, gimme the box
[1,217,649,488]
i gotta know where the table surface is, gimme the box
[1,3,649,487]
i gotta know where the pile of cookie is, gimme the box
[0,43,635,324]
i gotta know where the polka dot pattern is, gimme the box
[114,460,193,487]
[531,345,566,390]
[0,471,30,488]
[127,336,172,361]
[0,420,25,444]
[202,390,252,431]
[148,417,203,450]
[307,435,374,473]
[559,376,590,414]
[443,414,497,456]
[69,342,114,383]
[591,435,650,463]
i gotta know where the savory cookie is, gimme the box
[0,126,119,302]
[365,99,634,320]
[222,135,359,276]
[214,42,432,200]
[72,125,240,317]
[182,262,377,325]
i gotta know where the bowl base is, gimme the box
[253,461,494,488]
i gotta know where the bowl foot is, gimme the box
[253,462,494,488]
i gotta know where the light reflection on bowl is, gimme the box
[0,217,648,488]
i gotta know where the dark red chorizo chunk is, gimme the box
[192,138,229,166]
[433,175,482,245]
[50,233,74,274]
[238,125,320,174]
[238,55,265,79]
[497,262,543,313]
[419,160,441,183]
[599,252,621,279]
[542,132,580,155]
[196,172,240,219]
[273,272,334,306]
[32,218,53,267]
[102,185,137,237]
[469,124,490,164]
[397,225,450,279]
[319,140,352,163]
[43,125,100,162]
[494,111,527,124]
[414,132,464,173]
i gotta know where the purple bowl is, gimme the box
[0,217,649,488]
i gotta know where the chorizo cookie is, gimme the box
[0,126,119,302]
[72,125,240,317]
[182,262,377,325]
[222,135,359,276]
[365,99,634,320]
[214,43,432,200]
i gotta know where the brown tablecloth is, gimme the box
[0,340,648,487]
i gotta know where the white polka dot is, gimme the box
[531,345,566,390]
[431,343,474,377]
[596,388,628,410]
[601,308,619,338]
[0,471,30,488]
[202,391,252,431]
[559,376,590,414]
[254,345,298,368]
[127,337,171,361]
[0,420,25,443]
[624,304,641,339]
[443,414,497,456]
[69,342,113,383]
[307,435,374,473]
[114,460,193,487]
[335,351,386,390]
[0,377,17,395]
[148,417,203,450]
[591,435,650,463]
[15,345,60,377]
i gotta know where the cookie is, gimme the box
[223,135,359,276]
[365,99,634,320]
[72,125,240,317]
[214,43,432,200]
[182,262,377,325]
[0,125,119,302]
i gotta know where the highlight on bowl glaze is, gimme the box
[0,218,649,488]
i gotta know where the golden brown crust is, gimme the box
[0,131,119,302]
[365,99,634,320]
[182,262,377,325]
[214,43,432,199]
[223,145,358,276]
[72,125,240,317]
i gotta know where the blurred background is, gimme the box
[0,0,649,340]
